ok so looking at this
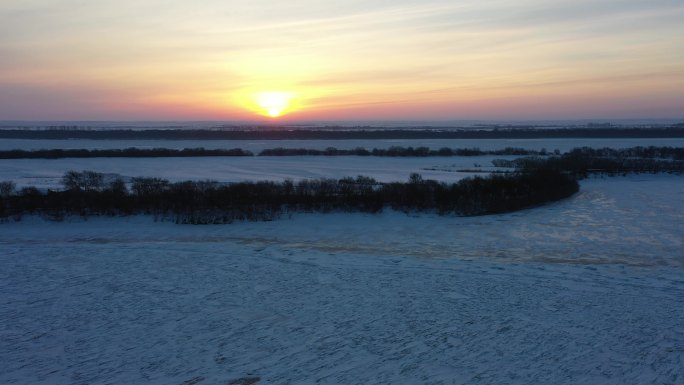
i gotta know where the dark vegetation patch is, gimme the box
[492,147,684,177]
[0,148,252,159]
[257,146,548,157]
[2,145,683,159]
[0,146,542,159]
[0,170,579,224]
[1,127,684,140]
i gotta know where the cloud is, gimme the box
[1,0,683,119]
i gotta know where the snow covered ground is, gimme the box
[0,155,514,189]
[1,175,683,384]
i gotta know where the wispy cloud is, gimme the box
[1,0,682,119]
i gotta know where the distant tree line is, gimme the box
[0,169,578,223]
[2,145,682,159]
[1,127,684,140]
[0,148,252,159]
[0,146,547,159]
[0,146,543,159]
[257,146,552,157]
[492,146,684,176]
[562,146,684,160]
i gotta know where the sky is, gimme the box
[1,0,683,121]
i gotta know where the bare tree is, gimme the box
[0,181,15,197]
[61,170,104,192]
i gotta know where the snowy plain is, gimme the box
[1,175,683,384]
[0,155,518,189]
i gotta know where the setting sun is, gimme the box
[253,91,295,118]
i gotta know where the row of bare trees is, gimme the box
[492,147,684,176]
[0,170,579,223]
[3,146,682,159]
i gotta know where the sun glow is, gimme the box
[253,91,295,118]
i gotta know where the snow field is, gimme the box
[1,175,683,384]
[0,155,513,189]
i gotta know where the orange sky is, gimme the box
[1,0,683,121]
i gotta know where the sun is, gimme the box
[233,89,302,118]
[253,91,295,118]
